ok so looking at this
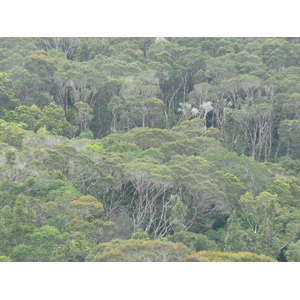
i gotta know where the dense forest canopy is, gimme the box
[0,37,300,262]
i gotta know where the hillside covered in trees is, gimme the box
[0,37,300,262]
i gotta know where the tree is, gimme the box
[106,73,164,131]
[0,119,26,148]
[1,37,300,262]
[74,102,93,134]
[167,155,229,231]
[188,82,216,127]
[87,239,193,262]
[140,98,165,128]
[6,67,42,104]
[219,74,262,106]
[0,72,19,114]
[43,185,82,232]
[69,195,104,221]
[281,93,300,120]
[40,37,77,59]
[24,50,57,80]
[169,198,187,232]
[4,105,41,130]
[286,240,300,262]
[165,231,219,252]
[278,119,300,159]
[268,177,300,208]
[66,194,119,243]
[23,50,59,104]
[203,147,272,194]
[10,225,62,262]
[50,231,93,262]
[0,195,36,255]
[35,103,75,137]
[160,136,222,162]
[172,118,206,138]
[260,38,300,72]
[205,53,238,84]
[175,47,209,102]
[0,256,12,262]
[224,210,257,253]
[227,191,300,258]
[123,127,178,150]
[184,250,276,262]
[124,158,173,234]
[231,103,273,160]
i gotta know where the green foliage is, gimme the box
[131,229,150,241]
[277,156,300,175]
[74,102,93,133]
[88,239,193,262]
[0,72,19,113]
[268,177,300,208]
[69,195,104,221]
[166,155,229,231]
[136,147,166,163]
[50,231,93,262]
[160,136,222,161]
[77,129,94,139]
[103,140,142,162]
[185,251,277,262]
[0,194,36,255]
[0,256,12,262]
[165,232,219,252]
[43,185,82,231]
[5,150,16,165]
[224,190,300,259]
[170,199,187,232]
[172,118,206,138]
[4,105,41,130]
[35,103,74,137]
[286,240,300,261]
[278,119,300,159]
[202,147,271,194]
[0,37,300,261]
[86,142,105,153]
[11,225,62,262]
[0,119,26,148]
[124,127,178,150]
